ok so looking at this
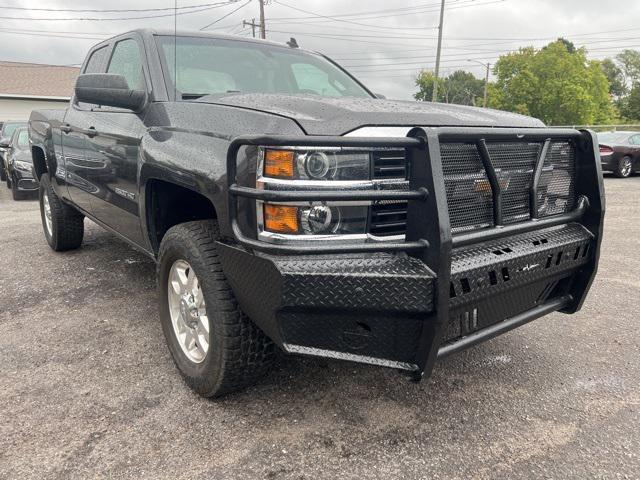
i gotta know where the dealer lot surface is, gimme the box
[0,177,638,480]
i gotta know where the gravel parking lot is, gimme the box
[0,177,638,479]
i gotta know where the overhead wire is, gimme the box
[0,1,240,21]
[200,0,252,30]
[0,2,239,13]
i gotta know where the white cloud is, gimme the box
[0,0,638,100]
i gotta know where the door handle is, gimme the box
[86,127,98,138]
[60,124,72,134]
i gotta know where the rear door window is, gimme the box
[84,46,109,74]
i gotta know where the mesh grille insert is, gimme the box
[538,141,576,217]
[367,139,578,238]
[440,142,494,233]
[487,142,541,225]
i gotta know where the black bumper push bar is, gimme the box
[224,127,605,378]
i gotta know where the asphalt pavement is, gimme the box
[0,176,638,479]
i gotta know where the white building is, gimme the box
[0,61,79,122]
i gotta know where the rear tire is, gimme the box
[158,220,275,397]
[39,173,84,251]
[614,156,633,178]
[0,159,6,182]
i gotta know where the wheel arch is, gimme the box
[143,175,220,255]
[31,145,48,181]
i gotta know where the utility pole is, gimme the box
[482,62,490,108]
[431,0,445,102]
[467,59,490,108]
[243,18,258,38]
[259,0,266,39]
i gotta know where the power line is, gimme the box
[0,30,105,40]
[267,1,461,21]
[270,0,505,26]
[341,37,640,69]
[200,0,252,30]
[271,0,441,30]
[0,2,239,21]
[0,2,236,13]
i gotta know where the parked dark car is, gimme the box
[28,29,604,397]
[0,121,27,182]
[3,126,37,200]
[598,131,640,178]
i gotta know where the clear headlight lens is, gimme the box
[263,203,368,236]
[257,145,402,241]
[14,160,32,172]
[261,147,370,181]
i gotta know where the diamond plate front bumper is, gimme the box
[218,127,605,379]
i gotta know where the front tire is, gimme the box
[614,156,633,178]
[11,176,24,200]
[39,173,84,251]
[158,220,275,397]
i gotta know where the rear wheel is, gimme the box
[158,220,275,397]
[39,173,84,251]
[614,156,633,178]
[0,159,6,182]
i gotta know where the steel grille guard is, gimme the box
[223,127,605,378]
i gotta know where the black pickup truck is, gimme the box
[29,29,604,397]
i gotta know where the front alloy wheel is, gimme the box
[157,220,275,397]
[167,259,210,364]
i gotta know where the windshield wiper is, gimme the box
[181,93,207,100]
[182,91,241,100]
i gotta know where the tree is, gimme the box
[616,49,640,86]
[490,40,614,125]
[600,58,627,99]
[415,70,485,105]
[414,71,444,102]
[619,84,640,120]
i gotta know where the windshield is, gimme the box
[156,35,371,100]
[2,122,26,138]
[16,129,29,149]
[598,132,631,144]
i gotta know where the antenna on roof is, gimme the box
[286,37,298,48]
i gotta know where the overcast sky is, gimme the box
[0,0,639,100]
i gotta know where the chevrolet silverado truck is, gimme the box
[29,29,604,397]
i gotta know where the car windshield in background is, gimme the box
[2,122,26,138]
[17,129,29,149]
[598,132,631,144]
[155,35,372,100]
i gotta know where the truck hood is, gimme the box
[196,93,545,135]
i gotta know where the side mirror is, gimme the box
[75,74,146,111]
[0,140,10,149]
[374,93,387,99]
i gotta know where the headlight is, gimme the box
[262,203,368,236]
[261,147,370,181]
[255,145,405,242]
[14,160,33,172]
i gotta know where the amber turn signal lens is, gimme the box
[264,149,295,178]
[264,204,299,234]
